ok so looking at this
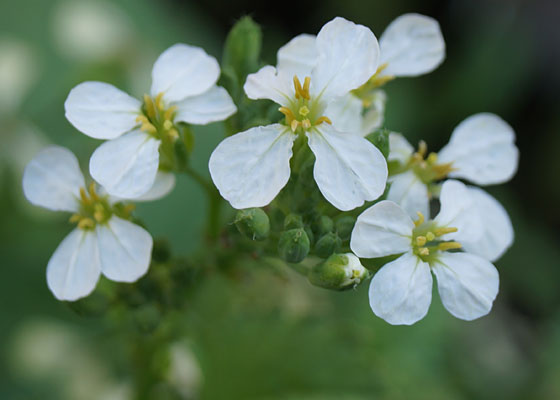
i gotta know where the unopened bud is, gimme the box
[314,232,342,258]
[308,253,369,290]
[235,208,270,241]
[278,228,310,263]
[312,215,333,237]
[284,213,303,230]
[335,216,356,241]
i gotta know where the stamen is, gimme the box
[434,227,458,236]
[79,187,89,204]
[301,119,311,129]
[417,141,427,158]
[78,218,95,230]
[416,236,427,246]
[293,76,304,99]
[315,116,332,125]
[88,182,99,201]
[302,77,311,100]
[167,129,179,140]
[155,92,165,111]
[164,106,177,121]
[279,107,295,120]
[414,211,425,227]
[124,204,136,214]
[290,120,300,132]
[427,152,438,164]
[136,115,149,124]
[69,214,81,223]
[143,94,156,119]
[438,241,462,251]
[418,247,430,256]
[141,122,157,135]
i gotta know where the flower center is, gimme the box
[278,76,332,133]
[411,211,462,263]
[70,183,134,230]
[352,63,394,105]
[137,92,179,141]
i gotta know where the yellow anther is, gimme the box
[301,119,311,129]
[163,120,173,131]
[434,227,458,236]
[79,187,90,204]
[143,94,156,119]
[302,76,311,99]
[427,152,438,164]
[168,129,179,140]
[426,232,435,241]
[315,116,332,125]
[438,241,462,251]
[88,182,99,201]
[164,105,177,121]
[78,218,95,230]
[418,247,430,256]
[417,140,427,158]
[69,214,81,223]
[136,115,149,124]
[298,105,310,117]
[141,122,157,135]
[376,63,389,75]
[279,106,295,121]
[155,92,165,111]
[94,210,105,222]
[290,119,300,132]
[293,76,303,99]
[414,211,425,227]
[416,236,427,246]
[124,204,136,214]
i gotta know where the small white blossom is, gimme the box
[351,180,500,325]
[22,146,154,301]
[209,17,388,211]
[64,44,237,199]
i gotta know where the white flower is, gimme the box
[209,17,388,211]
[350,180,500,325]
[22,146,154,301]
[386,113,518,254]
[64,44,237,198]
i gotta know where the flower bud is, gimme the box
[366,128,389,159]
[308,253,369,291]
[234,208,270,241]
[314,232,342,258]
[284,213,303,230]
[278,228,310,263]
[312,215,333,237]
[335,215,356,241]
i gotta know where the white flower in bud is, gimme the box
[64,44,236,199]
[351,180,500,325]
[22,146,154,301]
[209,17,388,211]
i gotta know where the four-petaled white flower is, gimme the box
[351,180,500,325]
[22,146,154,301]
[209,17,388,211]
[64,43,237,199]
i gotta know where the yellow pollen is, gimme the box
[414,211,425,227]
[303,76,311,96]
[418,247,430,256]
[88,182,99,201]
[417,140,427,158]
[136,115,149,124]
[293,75,311,100]
[69,214,81,223]
[434,227,458,236]
[141,122,157,135]
[426,232,435,241]
[143,94,156,119]
[301,119,311,129]
[427,152,438,164]
[438,241,462,251]
[163,120,173,130]
[78,218,95,230]
[155,92,165,111]
[315,116,332,125]
[298,106,310,116]
[79,187,90,205]
[416,236,427,246]
[164,106,177,121]
[279,106,295,120]
[167,128,179,140]
[290,119,300,132]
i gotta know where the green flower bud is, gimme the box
[312,215,333,237]
[278,228,310,263]
[132,303,161,334]
[366,128,390,159]
[314,232,342,258]
[308,253,370,291]
[304,226,315,246]
[335,216,356,241]
[235,208,270,241]
[222,16,262,86]
[284,213,304,230]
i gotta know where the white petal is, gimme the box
[64,81,141,139]
[324,93,363,134]
[46,228,101,301]
[96,216,152,282]
[243,65,294,105]
[433,252,499,321]
[307,124,388,211]
[434,179,482,241]
[379,13,445,77]
[209,124,295,209]
[22,146,85,212]
[460,187,514,262]
[150,43,220,103]
[311,17,379,100]
[388,132,414,164]
[387,171,430,218]
[350,200,413,258]
[438,113,519,185]
[132,171,176,202]
[369,252,432,325]
[277,34,317,78]
[174,86,236,125]
[361,89,387,135]
[89,130,160,199]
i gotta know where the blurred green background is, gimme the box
[1,0,559,399]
